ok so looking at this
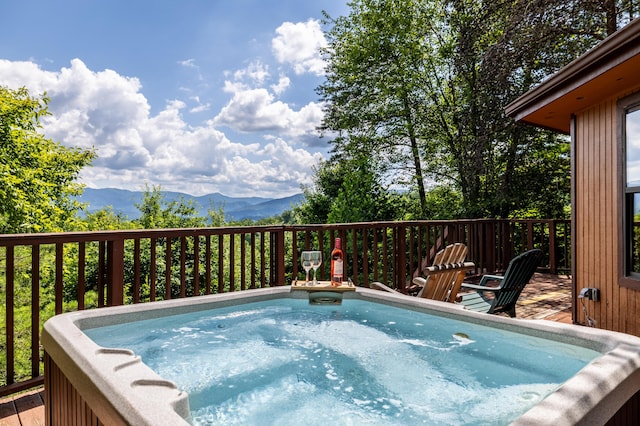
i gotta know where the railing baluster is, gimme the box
[362,228,369,287]
[165,237,172,300]
[133,239,140,303]
[397,224,407,290]
[229,234,235,291]
[77,242,85,309]
[549,220,557,274]
[218,234,225,293]
[275,229,285,285]
[6,246,15,385]
[292,230,299,280]
[194,236,200,296]
[260,232,266,288]
[55,243,63,314]
[373,227,379,283]
[98,241,105,307]
[180,237,187,298]
[31,245,40,378]
[205,236,212,294]
[250,232,256,289]
[409,226,415,279]
[150,237,157,301]
[351,228,357,284]
[382,227,388,285]
[240,233,246,291]
[317,229,324,281]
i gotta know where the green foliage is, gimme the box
[0,86,96,233]
[295,160,340,224]
[326,155,398,223]
[319,0,436,216]
[295,155,399,223]
[315,0,636,219]
[134,185,208,229]
[84,207,135,231]
[423,186,464,220]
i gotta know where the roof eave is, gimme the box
[505,19,640,132]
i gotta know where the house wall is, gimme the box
[574,91,640,336]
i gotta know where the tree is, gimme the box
[295,155,398,224]
[318,0,436,217]
[134,185,208,229]
[326,154,397,223]
[0,86,96,232]
[318,0,638,219]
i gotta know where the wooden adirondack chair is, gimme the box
[371,243,474,303]
[412,243,474,302]
[458,248,543,317]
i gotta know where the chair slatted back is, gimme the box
[421,243,470,302]
[491,249,544,313]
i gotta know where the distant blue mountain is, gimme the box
[77,188,305,221]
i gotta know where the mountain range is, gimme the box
[77,188,305,221]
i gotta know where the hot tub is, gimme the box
[42,287,640,425]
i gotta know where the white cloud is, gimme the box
[233,60,270,84]
[272,19,327,76]
[0,58,324,197]
[215,138,322,195]
[178,58,204,82]
[271,75,290,95]
[212,87,323,139]
[213,57,323,141]
[179,59,197,68]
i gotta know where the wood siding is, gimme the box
[44,352,110,426]
[574,94,640,336]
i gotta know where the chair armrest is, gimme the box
[424,261,475,274]
[459,282,501,292]
[370,281,401,294]
[461,274,503,291]
[478,274,504,286]
[412,277,427,287]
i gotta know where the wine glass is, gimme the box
[301,251,313,284]
[309,251,322,286]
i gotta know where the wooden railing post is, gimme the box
[486,220,496,273]
[106,238,125,306]
[527,221,535,249]
[6,246,15,386]
[396,224,407,290]
[270,227,286,286]
[549,220,557,274]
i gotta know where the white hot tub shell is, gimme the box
[42,287,640,425]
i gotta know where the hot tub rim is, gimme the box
[42,286,640,425]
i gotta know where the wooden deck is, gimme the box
[0,273,572,425]
[0,388,44,426]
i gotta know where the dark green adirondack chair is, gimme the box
[458,249,544,317]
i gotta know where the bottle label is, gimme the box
[333,258,343,275]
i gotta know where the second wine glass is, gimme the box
[300,251,313,285]
[309,251,322,286]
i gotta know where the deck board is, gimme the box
[0,388,43,426]
[0,272,573,424]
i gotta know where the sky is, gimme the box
[0,0,350,198]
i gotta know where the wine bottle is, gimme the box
[330,237,344,286]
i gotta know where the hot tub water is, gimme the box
[85,299,599,425]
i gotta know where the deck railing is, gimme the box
[0,218,570,396]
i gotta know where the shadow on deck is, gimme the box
[500,272,572,323]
